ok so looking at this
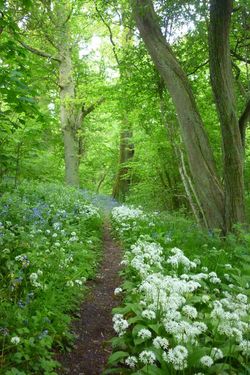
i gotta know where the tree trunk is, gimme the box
[132,0,224,230]
[112,120,134,201]
[57,5,80,187]
[209,0,245,231]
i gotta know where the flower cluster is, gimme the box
[112,205,144,222]
[112,314,129,336]
[108,204,250,374]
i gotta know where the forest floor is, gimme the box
[56,221,122,375]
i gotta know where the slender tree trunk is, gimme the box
[57,6,79,187]
[209,0,245,231]
[132,0,225,229]
[112,119,134,200]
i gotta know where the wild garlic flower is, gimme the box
[125,356,138,368]
[112,314,129,336]
[211,347,223,360]
[74,279,83,286]
[114,287,123,295]
[137,328,152,339]
[182,305,198,319]
[239,340,250,356]
[29,273,41,288]
[167,248,196,270]
[236,294,248,304]
[153,336,169,350]
[164,320,207,343]
[112,205,144,221]
[141,309,156,320]
[128,240,163,277]
[200,355,214,367]
[11,336,20,345]
[163,345,188,370]
[139,350,156,365]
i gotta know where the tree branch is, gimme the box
[94,1,120,66]
[187,60,209,76]
[62,6,73,26]
[18,40,61,62]
[231,49,250,64]
[82,97,105,117]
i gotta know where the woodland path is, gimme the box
[56,220,122,374]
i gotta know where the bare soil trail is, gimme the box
[56,221,122,375]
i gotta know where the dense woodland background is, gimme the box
[0,0,249,232]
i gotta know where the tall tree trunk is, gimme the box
[209,0,245,231]
[132,0,224,230]
[58,6,79,187]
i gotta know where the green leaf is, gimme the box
[108,351,129,365]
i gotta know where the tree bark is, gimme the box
[112,120,134,200]
[132,0,224,230]
[58,45,80,186]
[209,0,245,231]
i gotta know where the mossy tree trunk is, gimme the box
[209,0,245,232]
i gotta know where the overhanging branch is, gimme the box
[187,60,209,76]
[18,40,61,62]
[94,1,120,66]
[82,97,105,117]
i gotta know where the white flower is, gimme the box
[236,294,248,304]
[112,205,144,221]
[202,295,210,303]
[53,222,61,230]
[182,305,198,319]
[66,281,74,287]
[139,350,156,365]
[75,279,83,286]
[201,266,208,272]
[200,355,214,367]
[30,273,38,282]
[52,233,57,238]
[164,345,188,370]
[141,309,156,320]
[208,272,217,278]
[210,276,221,284]
[125,356,138,368]
[114,287,122,295]
[153,336,169,350]
[137,328,152,339]
[11,336,20,344]
[239,340,250,356]
[167,248,196,270]
[112,314,129,336]
[211,347,223,360]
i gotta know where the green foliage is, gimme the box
[108,205,250,374]
[0,182,102,374]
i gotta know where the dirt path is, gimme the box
[56,221,122,375]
